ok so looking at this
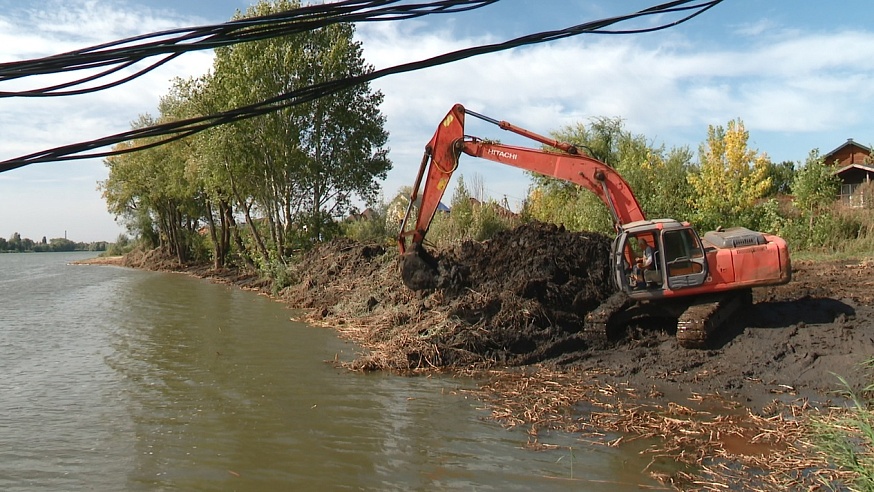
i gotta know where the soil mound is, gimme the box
[284,222,874,411]
[431,222,614,365]
[284,222,614,369]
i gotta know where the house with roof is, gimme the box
[824,138,874,207]
[467,197,518,219]
[386,191,450,224]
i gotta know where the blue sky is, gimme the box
[1,0,873,242]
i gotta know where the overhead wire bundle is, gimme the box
[0,0,500,98]
[0,0,724,173]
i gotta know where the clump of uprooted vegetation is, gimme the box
[281,221,614,371]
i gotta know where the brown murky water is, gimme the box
[0,252,663,491]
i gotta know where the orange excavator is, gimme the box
[397,104,792,348]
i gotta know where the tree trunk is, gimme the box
[204,199,223,269]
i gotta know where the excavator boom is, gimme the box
[398,104,645,257]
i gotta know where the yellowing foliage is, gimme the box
[688,119,772,229]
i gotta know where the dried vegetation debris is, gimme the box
[465,366,858,491]
[282,222,615,370]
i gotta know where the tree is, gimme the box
[550,116,625,166]
[210,0,390,261]
[49,238,76,252]
[8,232,21,252]
[448,175,474,237]
[161,76,235,268]
[101,112,203,263]
[99,0,390,271]
[763,160,795,196]
[21,237,34,252]
[792,149,841,216]
[687,119,772,231]
[525,117,628,233]
[525,117,693,233]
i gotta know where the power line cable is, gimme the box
[0,0,723,173]
[0,0,498,97]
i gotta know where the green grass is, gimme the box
[813,361,874,491]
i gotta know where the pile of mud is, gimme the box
[283,221,874,410]
[283,222,615,369]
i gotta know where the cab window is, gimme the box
[662,229,704,277]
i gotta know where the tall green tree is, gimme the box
[525,117,628,233]
[211,0,390,259]
[525,117,693,233]
[101,113,202,263]
[102,0,391,270]
[164,75,239,268]
[763,160,795,196]
[100,118,163,247]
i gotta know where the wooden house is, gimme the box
[824,138,874,207]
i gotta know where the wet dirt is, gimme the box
[283,221,874,413]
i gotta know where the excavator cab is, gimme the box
[613,220,708,297]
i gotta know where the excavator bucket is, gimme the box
[400,245,439,291]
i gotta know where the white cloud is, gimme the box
[359,23,874,203]
[4,1,874,240]
[0,1,214,241]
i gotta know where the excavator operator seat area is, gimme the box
[643,249,662,285]
[621,233,662,289]
[662,228,705,278]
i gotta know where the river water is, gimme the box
[0,252,662,491]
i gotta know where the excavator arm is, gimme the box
[398,103,646,289]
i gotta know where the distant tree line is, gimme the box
[0,232,107,253]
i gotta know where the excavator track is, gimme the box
[675,289,752,349]
[583,292,633,345]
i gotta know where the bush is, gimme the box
[472,202,517,241]
[342,207,397,246]
[421,200,520,249]
[105,234,137,256]
[780,206,874,254]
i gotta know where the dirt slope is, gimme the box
[283,221,874,411]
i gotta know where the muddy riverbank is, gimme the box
[98,222,874,489]
[279,223,874,410]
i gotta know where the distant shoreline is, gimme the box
[72,255,125,266]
